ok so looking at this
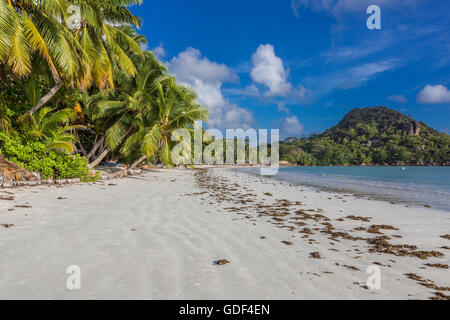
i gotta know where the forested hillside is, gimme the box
[280,107,450,166]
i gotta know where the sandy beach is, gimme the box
[0,168,449,300]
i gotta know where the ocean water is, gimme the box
[241,166,450,211]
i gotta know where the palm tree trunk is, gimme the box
[87,136,105,160]
[88,128,133,169]
[29,79,63,115]
[88,148,110,169]
[76,133,87,157]
[131,155,147,169]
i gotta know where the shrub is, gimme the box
[0,132,92,180]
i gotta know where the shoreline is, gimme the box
[0,168,449,299]
[234,167,448,212]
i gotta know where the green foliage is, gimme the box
[0,132,91,179]
[281,107,450,166]
[0,2,209,173]
[18,107,83,153]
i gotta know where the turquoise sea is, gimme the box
[243,167,450,211]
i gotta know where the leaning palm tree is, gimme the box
[0,0,143,115]
[0,0,78,113]
[121,77,209,168]
[85,51,167,168]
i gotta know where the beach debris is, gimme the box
[307,272,321,277]
[325,230,365,242]
[260,236,266,239]
[425,263,448,269]
[367,225,399,234]
[431,292,450,300]
[281,241,293,246]
[346,215,372,222]
[1,224,14,228]
[0,196,14,201]
[404,273,450,293]
[15,205,32,208]
[214,260,230,266]
[367,236,444,260]
[373,262,391,268]
[441,235,450,241]
[57,197,67,200]
[310,252,321,259]
[299,228,314,235]
[344,265,360,271]
[264,193,273,197]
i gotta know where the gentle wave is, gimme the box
[239,166,450,212]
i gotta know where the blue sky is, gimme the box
[131,0,450,137]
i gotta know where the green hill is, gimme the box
[280,107,450,166]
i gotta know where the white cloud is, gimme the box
[139,42,149,52]
[249,44,312,104]
[152,43,166,58]
[251,44,292,97]
[388,94,408,103]
[276,116,304,138]
[223,84,260,97]
[168,48,254,129]
[351,61,396,80]
[305,59,398,93]
[277,102,290,114]
[169,47,237,84]
[417,85,450,104]
[291,0,423,18]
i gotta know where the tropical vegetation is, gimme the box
[281,107,450,166]
[0,0,208,181]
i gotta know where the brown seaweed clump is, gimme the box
[368,237,444,260]
[425,263,449,269]
[404,273,450,293]
[346,216,372,222]
[214,260,230,266]
[367,225,399,234]
[431,292,450,300]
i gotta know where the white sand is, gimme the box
[0,168,449,300]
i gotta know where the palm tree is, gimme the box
[0,0,142,115]
[20,107,83,153]
[0,94,12,133]
[85,51,167,168]
[121,76,209,168]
